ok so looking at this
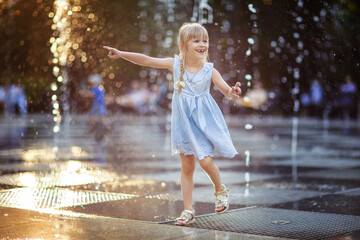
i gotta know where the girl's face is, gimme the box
[185,36,208,60]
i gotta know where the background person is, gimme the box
[339,75,357,120]
[5,82,27,115]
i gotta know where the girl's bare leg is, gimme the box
[179,153,196,211]
[199,156,226,212]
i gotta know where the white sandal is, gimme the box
[175,210,196,226]
[214,184,229,214]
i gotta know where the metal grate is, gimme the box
[145,193,180,201]
[0,169,122,188]
[0,188,135,210]
[179,207,360,240]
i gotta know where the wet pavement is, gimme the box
[0,114,360,239]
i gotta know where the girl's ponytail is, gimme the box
[178,58,185,95]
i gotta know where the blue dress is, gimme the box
[171,55,238,160]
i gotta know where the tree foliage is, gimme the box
[0,0,359,114]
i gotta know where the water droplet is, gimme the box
[270,41,277,48]
[293,32,300,39]
[53,125,60,133]
[278,36,285,44]
[247,38,255,45]
[248,4,256,13]
[246,48,251,56]
[296,55,303,64]
[50,82,57,91]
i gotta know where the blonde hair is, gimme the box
[177,22,209,94]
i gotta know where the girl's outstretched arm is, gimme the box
[211,68,241,100]
[103,46,173,71]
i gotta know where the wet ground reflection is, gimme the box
[0,114,360,239]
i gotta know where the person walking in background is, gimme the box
[83,74,108,139]
[309,79,323,118]
[5,82,27,115]
[340,75,357,120]
[300,92,311,116]
[103,22,241,226]
[88,74,107,119]
[0,84,5,114]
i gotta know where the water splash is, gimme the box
[291,117,298,181]
[245,3,260,88]
[191,0,213,24]
[49,0,72,134]
[244,149,251,196]
[245,150,251,167]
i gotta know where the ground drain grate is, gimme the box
[173,207,360,240]
[0,188,135,210]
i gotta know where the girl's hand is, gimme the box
[229,82,242,99]
[103,46,122,60]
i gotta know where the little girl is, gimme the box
[104,22,241,226]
